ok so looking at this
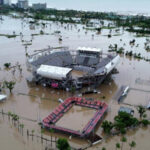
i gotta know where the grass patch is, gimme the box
[0,34,18,38]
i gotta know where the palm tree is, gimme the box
[129,141,136,150]
[137,105,146,118]
[31,129,35,140]
[116,143,120,150]
[8,111,12,121]
[121,136,127,150]
[3,81,16,93]
[20,124,24,136]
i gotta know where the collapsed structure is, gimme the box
[27,47,120,90]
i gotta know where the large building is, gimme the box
[27,47,120,90]
[3,0,11,5]
[0,0,3,5]
[0,0,11,5]
[32,3,47,10]
[17,0,28,9]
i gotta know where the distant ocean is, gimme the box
[11,0,150,15]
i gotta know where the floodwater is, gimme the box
[0,15,150,150]
[56,105,96,132]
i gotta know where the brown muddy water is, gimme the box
[0,15,150,150]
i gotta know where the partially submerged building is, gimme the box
[17,0,28,9]
[27,47,120,90]
[32,3,47,10]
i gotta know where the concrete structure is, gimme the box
[119,106,134,115]
[0,0,11,5]
[32,3,47,10]
[3,0,11,5]
[42,97,108,138]
[0,0,4,5]
[17,0,28,9]
[27,47,120,90]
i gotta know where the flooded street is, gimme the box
[0,15,150,150]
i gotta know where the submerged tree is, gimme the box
[102,147,106,150]
[121,136,127,150]
[116,142,121,150]
[56,138,71,150]
[3,81,16,93]
[137,105,146,119]
[4,63,11,69]
[129,141,136,150]
[101,120,113,135]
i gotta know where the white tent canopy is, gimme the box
[37,65,72,80]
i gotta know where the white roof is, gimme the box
[105,55,120,74]
[0,95,7,101]
[77,47,101,53]
[37,65,72,80]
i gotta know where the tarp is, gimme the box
[37,65,72,80]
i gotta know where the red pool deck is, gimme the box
[42,97,108,138]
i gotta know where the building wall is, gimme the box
[3,0,11,5]
[18,0,28,9]
[32,3,47,10]
[0,0,4,5]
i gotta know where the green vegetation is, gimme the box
[102,147,106,150]
[0,34,18,38]
[101,111,149,136]
[129,141,136,150]
[56,138,71,150]
[4,63,11,69]
[120,136,127,150]
[1,5,150,32]
[137,105,146,118]
[101,120,113,135]
[116,143,121,150]
[114,112,139,132]
[3,81,16,93]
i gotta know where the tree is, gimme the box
[56,138,71,150]
[3,81,16,93]
[4,63,11,69]
[114,112,139,132]
[101,120,113,135]
[141,119,149,127]
[102,147,106,150]
[137,105,146,118]
[116,143,120,150]
[121,136,127,150]
[129,141,136,150]
[20,124,24,135]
